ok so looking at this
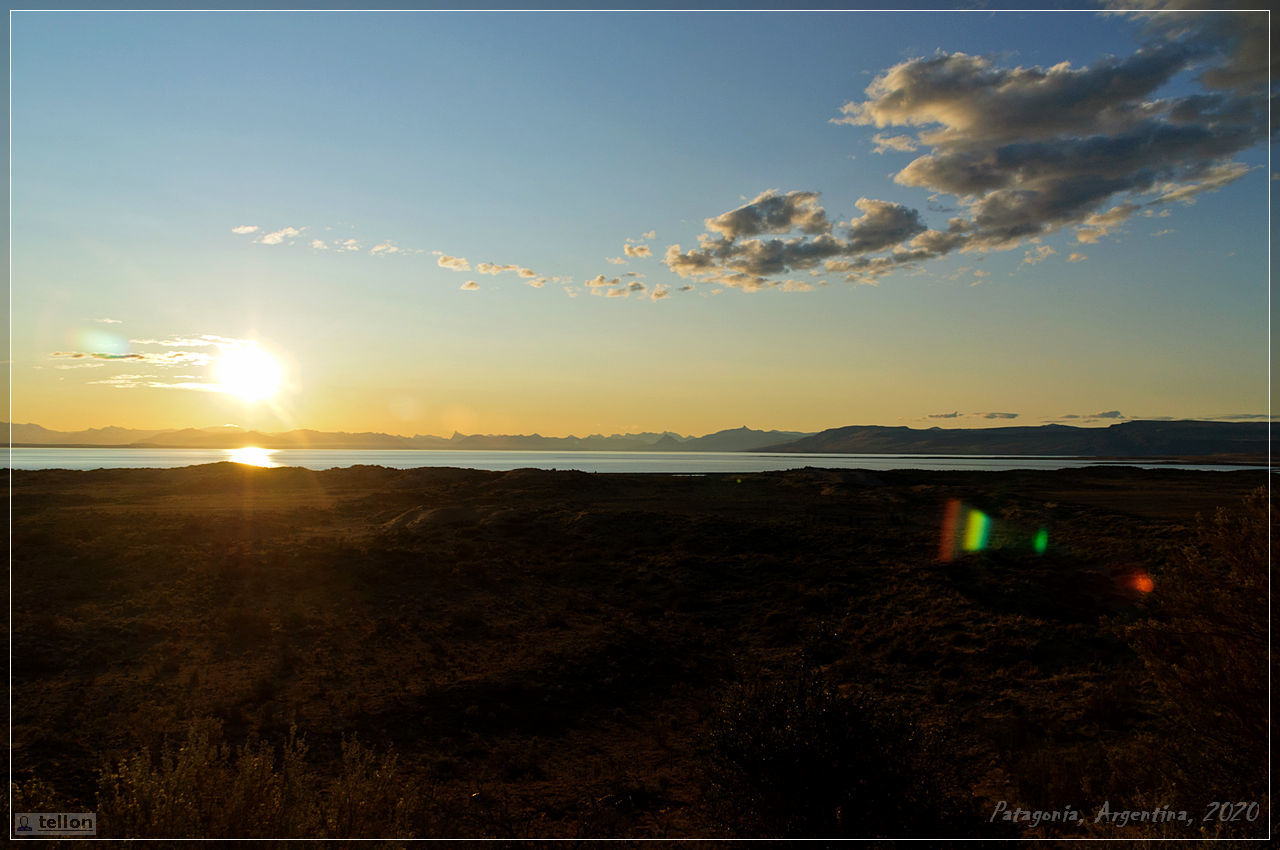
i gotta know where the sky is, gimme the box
[8,5,1272,437]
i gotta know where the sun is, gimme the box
[215,343,283,401]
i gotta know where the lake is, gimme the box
[4,447,1262,473]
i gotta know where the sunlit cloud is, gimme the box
[1067,252,1087,262]
[52,350,214,366]
[665,12,1263,293]
[256,226,304,245]
[89,373,222,392]
[311,239,329,250]
[1021,245,1055,265]
[231,225,259,235]
[370,241,403,255]
[606,256,626,265]
[623,243,652,258]
[461,280,480,291]
[94,317,122,324]
[438,254,470,271]
[476,262,520,275]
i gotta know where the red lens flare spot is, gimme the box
[1132,572,1155,594]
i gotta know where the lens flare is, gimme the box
[1033,527,1049,555]
[963,509,990,552]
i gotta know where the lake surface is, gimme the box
[4,447,1262,473]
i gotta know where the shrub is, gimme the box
[95,719,419,839]
[1125,487,1269,804]
[703,662,973,837]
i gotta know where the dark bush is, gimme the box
[704,662,974,837]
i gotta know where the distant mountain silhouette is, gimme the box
[6,423,810,452]
[755,420,1268,457]
[8,420,1265,456]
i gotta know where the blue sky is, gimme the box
[9,8,1271,435]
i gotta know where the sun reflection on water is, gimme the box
[227,446,279,468]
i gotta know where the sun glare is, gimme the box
[215,343,283,401]
[227,446,279,467]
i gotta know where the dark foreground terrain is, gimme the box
[8,463,1271,839]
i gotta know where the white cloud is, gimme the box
[231,225,259,235]
[256,226,304,245]
[461,280,479,291]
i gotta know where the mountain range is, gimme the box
[7,420,1269,457]
[7,423,813,453]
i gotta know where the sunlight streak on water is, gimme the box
[226,446,280,467]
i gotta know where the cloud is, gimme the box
[518,268,537,278]
[705,189,832,240]
[982,412,1019,419]
[438,254,470,271]
[89,373,222,392]
[256,226,303,245]
[585,274,620,288]
[781,279,814,292]
[1021,244,1055,265]
[927,411,961,419]
[1094,410,1125,419]
[336,238,360,252]
[460,280,479,291]
[1075,204,1137,243]
[53,349,214,367]
[94,317,122,324]
[628,281,646,293]
[623,243,652,258]
[476,262,521,275]
[651,287,669,301]
[311,239,328,250]
[814,18,1265,260]
[606,256,627,265]
[642,230,656,240]
[370,241,402,255]
[231,225,259,235]
[127,334,235,347]
[1067,252,1087,262]
[871,133,918,154]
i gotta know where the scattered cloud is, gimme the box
[982,412,1019,420]
[370,241,403,255]
[256,226,304,245]
[651,287,669,301]
[585,274,620,288]
[623,243,652,258]
[871,133,918,154]
[231,225,259,235]
[642,230,656,240]
[927,411,961,419]
[606,256,627,265]
[1094,410,1125,419]
[460,280,479,291]
[336,238,360,252]
[89,373,222,392]
[438,254,470,271]
[51,349,214,366]
[94,317,122,324]
[1067,252,1087,262]
[1021,244,1055,265]
[311,239,328,250]
[476,262,520,275]
[657,16,1265,293]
